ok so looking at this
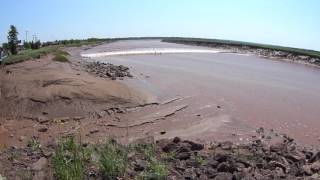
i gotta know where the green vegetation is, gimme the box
[52,54,69,63]
[7,25,19,55]
[27,137,41,152]
[2,46,69,65]
[52,136,85,180]
[162,37,320,58]
[134,144,168,180]
[42,38,114,47]
[99,139,128,179]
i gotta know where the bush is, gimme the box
[52,136,84,180]
[52,54,69,62]
[99,139,128,179]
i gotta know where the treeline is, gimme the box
[42,38,111,47]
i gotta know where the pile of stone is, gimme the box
[154,129,320,179]
[85,61,133,80]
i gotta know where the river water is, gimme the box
[83,40,320,144]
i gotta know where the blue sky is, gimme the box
[1,0,319,50]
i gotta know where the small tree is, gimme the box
[2,43,9,51]
[7,25,19,55]
[23,41,31,49]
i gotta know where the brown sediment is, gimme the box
[0,53,149,147]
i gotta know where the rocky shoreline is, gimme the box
[163,40,320,67]
[1,128,319,179]
[84,61,133,80]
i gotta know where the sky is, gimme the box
[0,0,319,50]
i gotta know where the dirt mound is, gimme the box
[0,55,146,119]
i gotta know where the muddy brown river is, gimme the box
[83,40,320,145]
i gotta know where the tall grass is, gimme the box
[52,136,84,180]
[99,139,128,179]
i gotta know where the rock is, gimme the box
[274,167,286,178]
[38,127,48,132]
[19,136,26,142]
[303,165,313,175]
[270,143,286,152]
[173,137,181,143]
[162,142,178,153]
[73,116,84,121]
[134,160,148,171]
[160,131,166,135]
[310,151,320,163]
[176,143,192,153]
[204,158,219,168]
[90,129,99,134]
[217,162,237,173]
[285,152,305,162]
[220,141,233,150]
[37,117,49,124]
[32,157,48,171]
[41,147,53,157]
[176,152,191,160]
[311,161,320,172]
[213,172,233,180]
[183,140,204,151]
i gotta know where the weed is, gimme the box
[195,154,204,167]
[99,139,128,179]
[52,136,84,180]
[28,137,41,152]
[134,143,168,180]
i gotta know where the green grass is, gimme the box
[52,54,69,62]
[162,37,320,58]
[27,137,41,152]
[99,139,128,179]
[139,158,168,180]
[2,46,68,65]
[52,136,85,180]
[134,144,168,180]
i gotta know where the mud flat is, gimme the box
[84,40,320,145]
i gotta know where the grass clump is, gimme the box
[52,54,69,62]
[52,136,85,180]
[99,139,128,179]
[27,137,41,152]
[134,144,168,180]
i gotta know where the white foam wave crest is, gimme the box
[81,48,221,58]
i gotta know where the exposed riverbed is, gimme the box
[82,40,320,145]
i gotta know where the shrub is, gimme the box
[52,54,69,62]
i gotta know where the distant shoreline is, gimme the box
[162,37,320,67]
